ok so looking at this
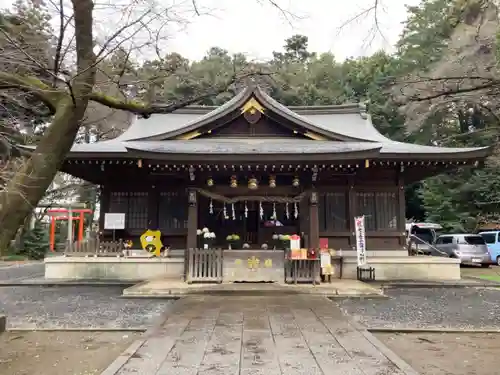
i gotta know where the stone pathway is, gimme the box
[107,296,415,375]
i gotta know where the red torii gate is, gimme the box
[47,208,93,251]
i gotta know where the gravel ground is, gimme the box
[376,332,500,375]
[0,286,175,329]
[0,331,140,375]
[336,287,500,329]
[0,262,44,282]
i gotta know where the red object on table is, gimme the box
[308,248,317,259]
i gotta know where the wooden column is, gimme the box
[99,186,110,237]
[309,191,319,249]
[397,171,406,247]
[187,189,198,250]
[347,176,356,250]
[148,185,159,229]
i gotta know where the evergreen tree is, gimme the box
[22,220,49,259]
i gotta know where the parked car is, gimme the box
[433,234,490,267]
[406,222,443,255]
[478,231,500,265]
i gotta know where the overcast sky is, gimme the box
[0,0,419,61]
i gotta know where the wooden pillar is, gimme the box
[347,176,356,250]
[309,191,319,249]
[148,185,159,229]
[397,171,406,247]
[187,189,198,249]
[99,186,110,236]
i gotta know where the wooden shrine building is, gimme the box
[60,85,491,255]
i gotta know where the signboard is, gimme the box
[104,213,125,230]
[354,215,367,266]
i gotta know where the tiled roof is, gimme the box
[21,84,490,160]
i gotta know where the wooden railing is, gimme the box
[285,259,321,284]
[64,238,124,257]
[186,248,223,284]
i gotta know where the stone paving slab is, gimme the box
[104,296,416,375]
[122,279,385,298]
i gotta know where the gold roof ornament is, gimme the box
[240,97,265,114]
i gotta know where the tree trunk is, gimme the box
[0,99,87,252]
[0,0,96,254]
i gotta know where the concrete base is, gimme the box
[123,278,385,298]
[342,256,461,281]
[222,250,285,283]
[44,256,184,280]
[44,253,461,282]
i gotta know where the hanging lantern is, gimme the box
[230,175,238,188]
[292,176,300,187]
[248,177,258,190]
[269,175,276,188]
[207,177,214,187]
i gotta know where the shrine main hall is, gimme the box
[45,84,491,281]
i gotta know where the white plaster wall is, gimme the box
[342,256,461,281]
[45,257,184,280]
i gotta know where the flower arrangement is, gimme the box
[226,233,242,249]
[197,227,216,248]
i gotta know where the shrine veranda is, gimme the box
[39,85,492,282]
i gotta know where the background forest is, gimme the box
[2,0,500,241]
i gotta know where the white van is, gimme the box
[406,222,443,255]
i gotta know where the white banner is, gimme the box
[354,216,367,266]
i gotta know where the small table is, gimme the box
[287,258,321,285]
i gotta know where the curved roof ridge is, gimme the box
[170,102,365,115]
[117,85,253,141]
[253,87,377,142]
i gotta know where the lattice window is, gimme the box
[355,192,376,230]
[109,192,128,213]
[375,191,398,230]
[158,190,188,231]
[127,192,148,229]
[108,191,149,230]
[355,191,398,231]
[319,192,347,231]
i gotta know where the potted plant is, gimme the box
[271,233,280,250]
[196,229,203,248]
[226,234,242,249]
[279,234,291,250]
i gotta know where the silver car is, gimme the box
[433,234,490,267]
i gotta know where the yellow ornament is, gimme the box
[140,229,163,257]
[247,256,260,270]
[264,259,273,268]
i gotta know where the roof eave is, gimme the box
[380,146,494,160]
[122,148,382,162]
